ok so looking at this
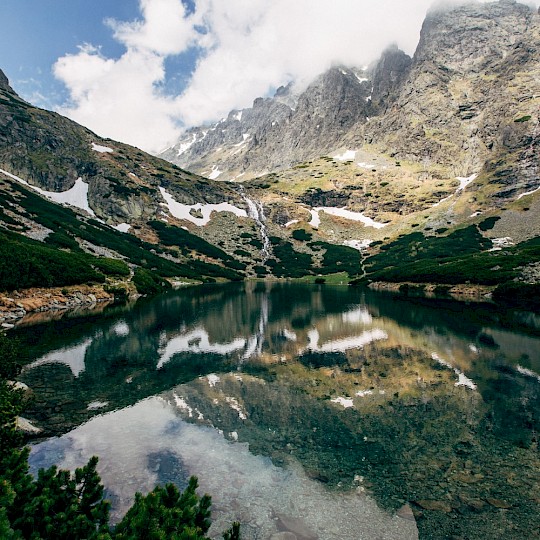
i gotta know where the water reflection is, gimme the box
[15,283,540,540]
[30,397,417,540]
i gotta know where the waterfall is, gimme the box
[237,186,271,263]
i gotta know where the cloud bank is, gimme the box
[53,0,540,153]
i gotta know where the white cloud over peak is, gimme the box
[53,0,539,153]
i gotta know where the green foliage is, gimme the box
[233,249,250,258]
[115,478,211,540]
[133,268,171,295]
[91,258,130,277]
[514,115,531,123]
[309,242,361,276]
[291,229,312,242]
[268,238,313,278]
[11,457,111,540]
[492,282,540,309]
[0,231,105,291]
[365,226,491,276]
[360,225,540,285]
[478,216,500,231]
[45,231,82,252]
[151,221,244,268]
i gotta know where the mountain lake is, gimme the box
[13,282,540,540]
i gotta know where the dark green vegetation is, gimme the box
[267,237,313,278]
[0,180,244,291]
[354,225,540,305]
[291,229,312,241]
[150,221,246,273]
[0,332,240,539]
[0,230,105,291]
[309,241,361,276]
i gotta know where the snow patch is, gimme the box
[431,353,477,390]
[517,186,540,200]
[309,209,321,228]
[233,111,242,122]
[159,187,247,226]
[311,207,387,229]
[356,390,374,397]
[176,133,197,156]
[331,396,354,408]
[112,322,130,337]
[334,150,356,161]
[489,237,514,251]
[113,223,131,233]
[282,329,297,341]
[208,167,222,180]
[456,173,478,191]
[87,401,109,410]
[306,328,387,353]
[0,169,95,216]
[207,374,220,387]
[284,219,300,228]
[343,239,372,251]
[225,397,247,420]
[342,307,372,325]
[355,75,369,84]
[26,339,93,378]
[157,327,246,369]
[357,162,376,169]
[516,365,540,382]
[91,142,113,153]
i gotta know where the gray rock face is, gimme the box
[0,69,13,93]
[369,45,412,114]
[365,0,540,184]
[162,66,372,178]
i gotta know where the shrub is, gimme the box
[91,258,130,277]
[133,268,171,295]
[292,229,312,242]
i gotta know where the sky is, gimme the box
[1,0,539,154]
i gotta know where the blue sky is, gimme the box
[0,1,200,109]
[2,0,533,153]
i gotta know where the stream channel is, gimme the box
[13,282,540,539]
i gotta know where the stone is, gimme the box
[396,503,416,521]
[486,498,512,509]
[275,514,318,539]
[415,500,453,512]
[270,533,298,540]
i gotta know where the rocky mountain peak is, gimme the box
[369,45,412,113]
[0,69,15,94]
[416,0,535,72]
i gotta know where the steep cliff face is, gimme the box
[369,44,412,114]
[365,0,540,192]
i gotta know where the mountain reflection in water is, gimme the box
[15,283,540,540]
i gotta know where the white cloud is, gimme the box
[53,0,540,153]
[107,0,198,55]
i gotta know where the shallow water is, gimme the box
[17,283,540,539]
